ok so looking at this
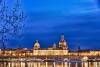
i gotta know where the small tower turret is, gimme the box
[53,43,56,49]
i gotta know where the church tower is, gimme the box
[59,33,68,49]
[34,40,40,49]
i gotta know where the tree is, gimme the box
[0,0,25,50]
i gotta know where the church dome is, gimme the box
[59,34,68,49]
[34,40,40,49]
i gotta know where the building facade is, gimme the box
[0,34,100,67]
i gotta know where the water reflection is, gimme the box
[0,61,100,67]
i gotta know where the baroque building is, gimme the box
[0,34,100,67]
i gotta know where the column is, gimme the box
[61,62,63,67]
[38,62,40,67]
[93,62,96,67]
[88,62,91,67]
[28,62,30,67]
[8,62,11,67]
[12,62,14,67]
[23,62,25,67]
[64,62,68,67]
[82,62,84,67]
[68,62,71,67]
[21,62,22,67]
[31,62,33,67]
[46,62,48,67]
[88,62,90,67]
[4,62,6,67]
[45,57,48,67]
[53,62,56,67]
[97,62,99,67]
[84,62,88,67]
[16,62,19,67]
[95,62,98,67]
[41,62,44,67]
[88,62,92,67]
[30,62,32,67]
[75,62,78,67]
[98,62,100,67]
[33,62,36,67]
[30,62,33,67]
[93,62,95,67]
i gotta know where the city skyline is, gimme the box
[0,0,100,50]
[0,1,100,67]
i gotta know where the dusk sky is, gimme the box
[4,0,100,50]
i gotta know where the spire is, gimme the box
[61,33,65,41]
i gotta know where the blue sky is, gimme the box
[5,0,100,50]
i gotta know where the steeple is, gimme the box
[59,33,68,50]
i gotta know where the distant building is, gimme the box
[0,34,100,58]
[0,34,100,67]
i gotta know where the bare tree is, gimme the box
[0,0,25,50]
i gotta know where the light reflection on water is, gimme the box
[0,61,99,67]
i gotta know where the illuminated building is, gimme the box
[0,34,100,67]
[59,33,68,50]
